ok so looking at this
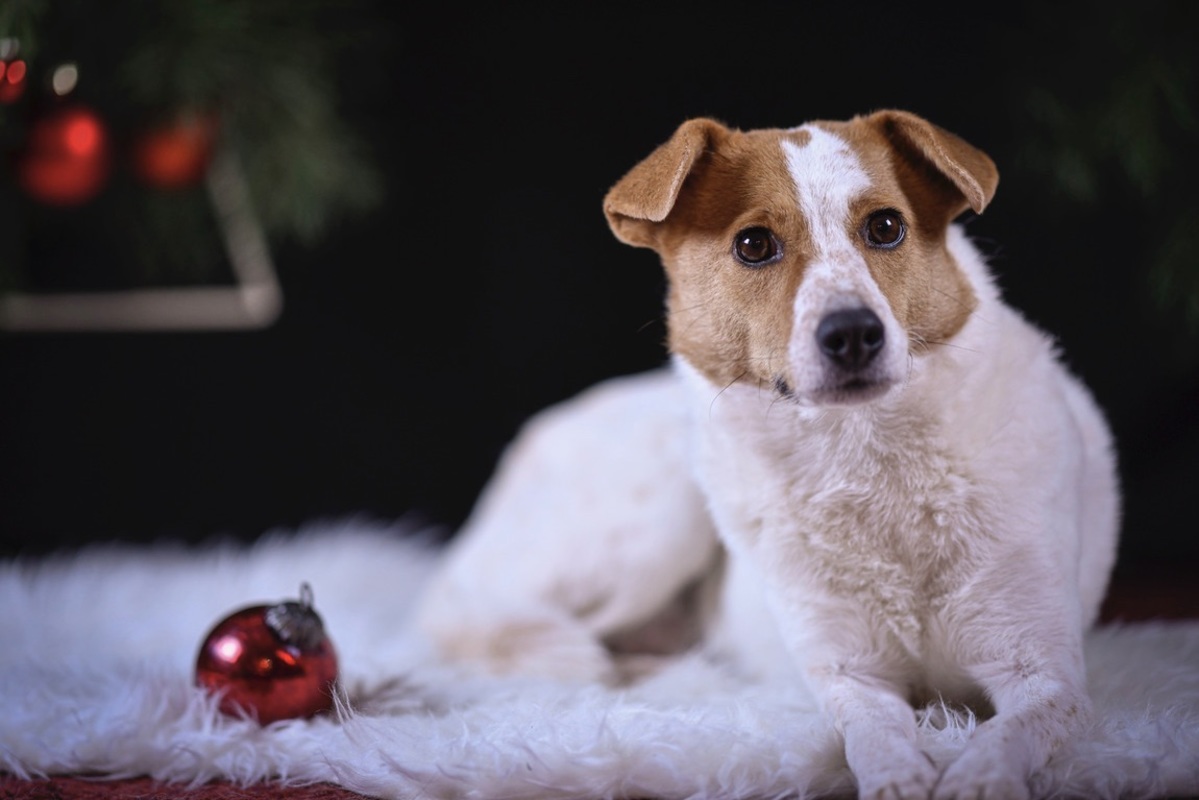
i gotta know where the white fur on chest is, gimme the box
[677,225,1096,682]
[678,354,990,666]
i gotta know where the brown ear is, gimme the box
[602,117,729,248]
[867,109,999,216]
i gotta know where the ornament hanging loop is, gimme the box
[264,581,327,651]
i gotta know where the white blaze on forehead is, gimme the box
[782,125,870,258]
[781,124,909,399]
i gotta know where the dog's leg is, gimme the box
[930,640,1089,800]
[753,589,941,800]
[415,369,721,683]
[710,533,941,796]
[804,655,940,800]
[925,571,1091,800]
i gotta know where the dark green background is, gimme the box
[2,3,1196,573]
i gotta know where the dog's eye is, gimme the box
[733,227,781,267]
[864,210,905,248]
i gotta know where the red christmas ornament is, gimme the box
[15,104,111,206]
[0,57,27,104]
[195,583,339,725]
[131,111,219,189]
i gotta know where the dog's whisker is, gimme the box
[907,331,932,355]
[929,283,979,313]
[709,370,749,419]
[907,327,982,356]
[670,302,711,317]
[922,340,982,354]
[635,314,669,335]
[670,303,716,340]
[933,281,997,328]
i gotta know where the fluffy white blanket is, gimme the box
[2,520,1197,799]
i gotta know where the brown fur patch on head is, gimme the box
[624,125,820,389]
[837,111,997,348]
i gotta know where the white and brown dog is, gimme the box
[414,110,1121,800]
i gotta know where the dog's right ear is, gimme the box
[603,118,729,248]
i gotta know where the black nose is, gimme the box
[816,308,885,370]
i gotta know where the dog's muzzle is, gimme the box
[773,306,894,404]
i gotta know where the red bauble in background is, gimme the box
[131,111,219,189]
[15,104,111,206]
[0,57,27,104]
[195,583,339,725]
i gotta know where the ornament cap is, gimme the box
[264,582,328,651]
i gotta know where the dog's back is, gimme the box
[415,366,721,682]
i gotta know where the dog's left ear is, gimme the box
[603,117,730,248]
[866,109,999,218]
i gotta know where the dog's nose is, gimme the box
[816,308,885,370]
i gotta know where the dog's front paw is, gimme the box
[857,766,939,800]
[931,748,1030,800]
[854,747,940,800]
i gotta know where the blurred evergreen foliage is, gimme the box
[0,0,381,291]
[1007,3,1199,332]
[1,1,1195,334]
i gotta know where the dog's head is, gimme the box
[603,110,998,406]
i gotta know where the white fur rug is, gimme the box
[2,519,1197,800]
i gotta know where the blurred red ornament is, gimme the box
[0,58,27,104]
[15,104,111,206]
[195,583,339,725]
[131,112,219,189]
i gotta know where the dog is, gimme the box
[414,109,1121,800]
